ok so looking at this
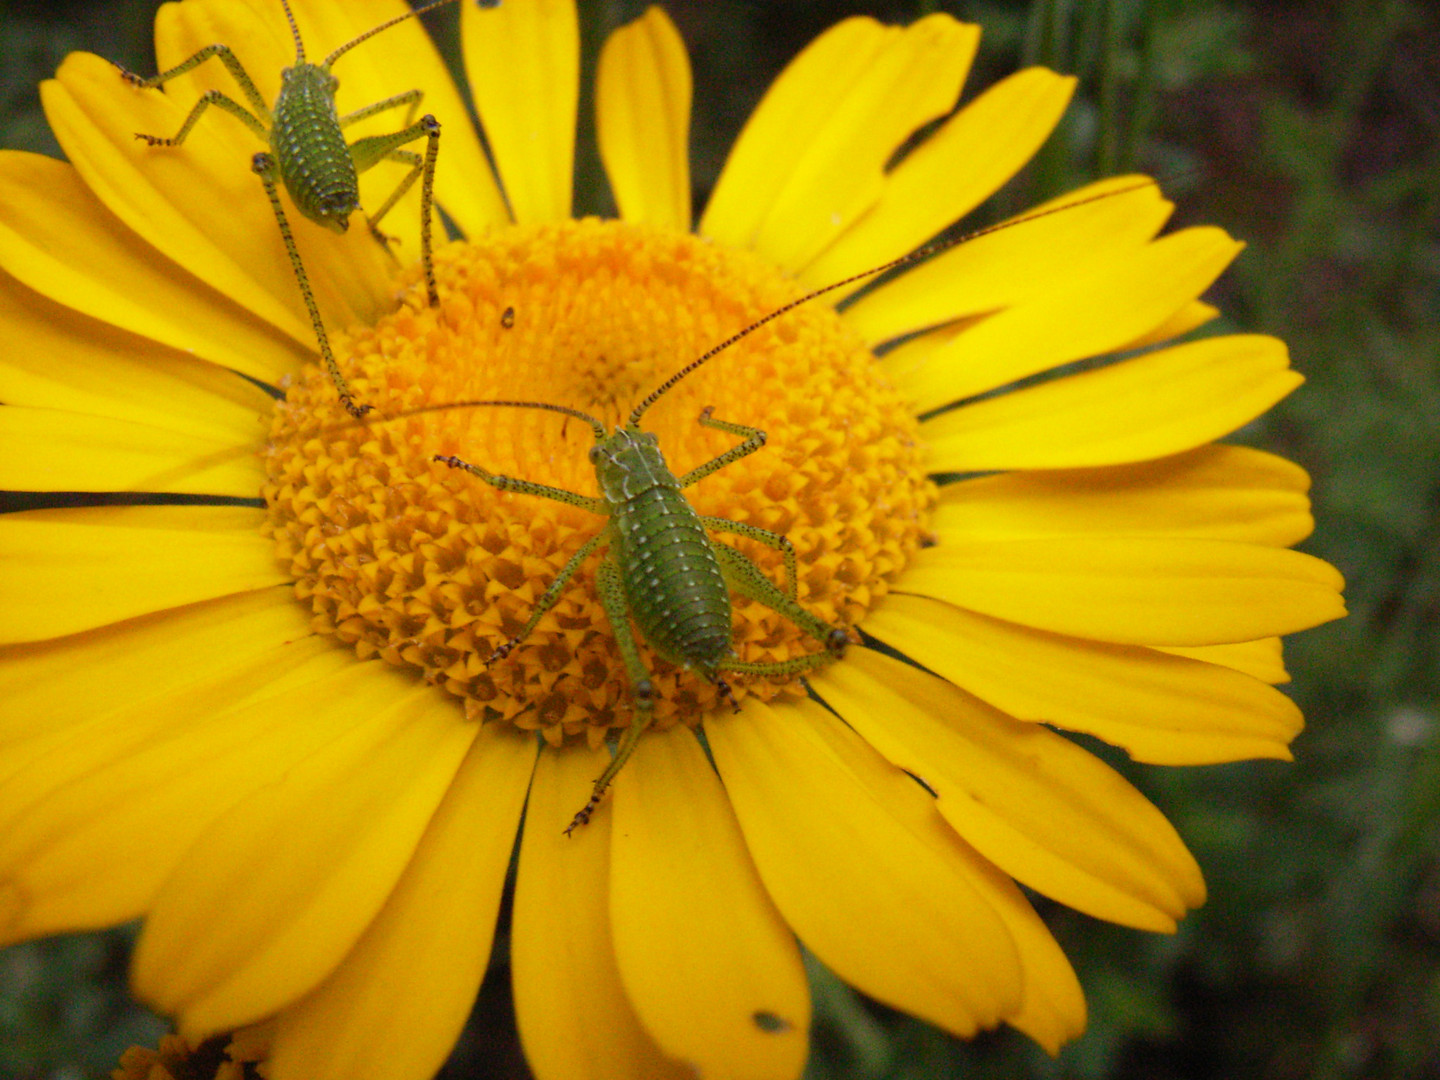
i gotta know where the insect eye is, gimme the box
[588,444,603,464]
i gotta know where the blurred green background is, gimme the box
[1,0,1436,1077]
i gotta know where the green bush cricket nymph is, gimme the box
[360,179,1162,833]
[116,0,469,418]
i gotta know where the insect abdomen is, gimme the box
[271,65,359,230]
[613,486,733,671]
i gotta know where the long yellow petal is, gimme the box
[897,227,1244,411]
[0,637,352,945]
[922,335,1304,471]
[463,0,577,223]
[133,680,476,1036]
[799,66,1074,289]
[703,18,975,265]
[267,723,535,1080]
[707,697,1024,1039]
[932,445,1314,548]
[898,534,1346,646]
[512,743,693,1080]
[0,406,263,497]
[0,154,307,385]
[861,594,1302,764]
[814,649,1206,929]
[0,506,284,644]
[842,175,1171,345]
[597,7,691,231]
[1159,639,1290,684]
[611,725,809,1080]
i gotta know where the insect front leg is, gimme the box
[350,116,443,305]
[565,557,659,835]
[675,407,767,487]
[251,151,367,419]
[710,539,849,658]
[117,44,273,146]
[339,88,424,132]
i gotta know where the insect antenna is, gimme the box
[364,398,608,441]
[278,0,306,63]
[627,177,1162,428]
[323,0,465,69]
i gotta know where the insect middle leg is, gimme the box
[710,538,849,657]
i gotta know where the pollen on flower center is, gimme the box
[262,219,936,745]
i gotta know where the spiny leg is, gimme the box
[566,557,659,834]
[712,539,848,655]
[701,514,800,600]
[676,407,768,487]
[251,151,368,419]
[486,530,607,663]
[432,454,606,513]
[116,43,272,138]
[350,115,443,305]
[339,88,423,130]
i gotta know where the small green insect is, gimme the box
[387,179,1163,832]
[117,0,467,417]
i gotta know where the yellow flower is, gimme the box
[0,2,1345,1079]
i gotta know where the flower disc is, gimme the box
[263,220,936,744]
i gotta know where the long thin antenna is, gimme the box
[362,398,608,440]
[279,0,306,62]
[627,177,1162,427]
[324,0,465,69]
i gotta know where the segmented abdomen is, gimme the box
[612,486,732,671]
[271,67,359,225]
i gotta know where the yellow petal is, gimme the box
[463,0,577,223]
[988,883,1087,1053]
[1121,300,1219,350]
[285,0,507,241]
[897,227,1244,411]
[899,534,1346,646]
[512,742,693,1080]
[702,17,978,270]
[597,7,691,231]
[861,594,1301,764]
[0,505,284,644]
[814,648,1206,929]
[799,66,1074,289]
[0,637,352,945]
[0,587,300,750]
[0,269,274,435]
[707,697,1024,1039]
[1159,639,1290,684]
[44,51,388,346]
[843,175,1172,345]
[611,725,809,1080]
[0,153,307,385]
[133,679,477,1036]
[267,723,536,1080]
[932,445,1315,548]
[0,406,262,497]
[922,335,1304,471]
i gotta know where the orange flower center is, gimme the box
[262,220,935,746]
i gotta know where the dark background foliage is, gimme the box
[1,0,1436,1077]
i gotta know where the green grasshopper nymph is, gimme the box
[116,0,469,418]
[366,179,1163,833]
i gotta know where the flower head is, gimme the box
[0,2,1344,1079]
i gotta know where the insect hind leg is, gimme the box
[565,557,659,835]
[709,535,846,654]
